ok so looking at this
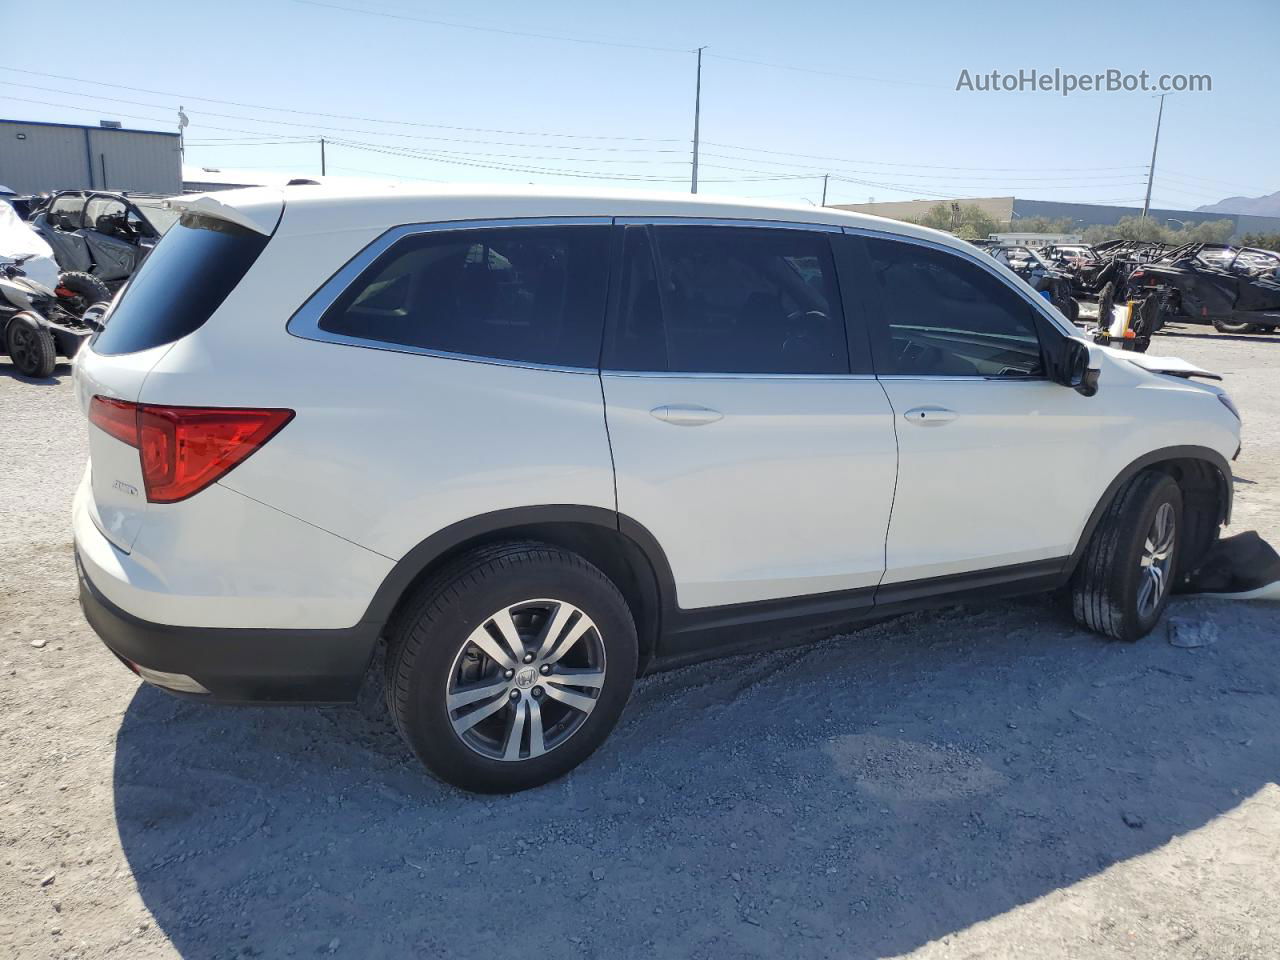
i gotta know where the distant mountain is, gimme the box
[1195,190,1280,217]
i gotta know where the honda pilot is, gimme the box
[73,186,1241,792]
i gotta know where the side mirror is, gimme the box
[1063,339,1100,397]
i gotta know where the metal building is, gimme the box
[0,119,182,196]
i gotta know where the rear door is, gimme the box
[601,221,897,624]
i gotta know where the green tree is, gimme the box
[1081,216,1235,246]
[1239,232,1280,252]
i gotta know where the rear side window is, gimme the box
[605,225,848,375]
[317,225,610,368]
[863,237,1044,378]
[92,214,269,356]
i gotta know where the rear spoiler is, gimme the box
[163,188,284,236]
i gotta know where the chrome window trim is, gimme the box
[286,216,612,373]
[841,224,1079,339]
[616,215,843,233]
[600,371,876,381]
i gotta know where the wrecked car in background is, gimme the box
[1126,243,1280,335]
[29,190,178,292]
[985,243,1080,322]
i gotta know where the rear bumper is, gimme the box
[77,551,380,703]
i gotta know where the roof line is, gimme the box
[0,116,180,137]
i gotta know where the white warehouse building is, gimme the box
[0,118,182,196]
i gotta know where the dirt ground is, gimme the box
[2,323,1278,960]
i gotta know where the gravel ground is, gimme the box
[2,323,1278,960]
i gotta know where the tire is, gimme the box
[1071,471,1182,642]
[1212,318,1257,334]
[1059,296,1080,327]
[384,541,638,793]
[5,312,57,378]
[1095,281,1115,335]
[56,271,111,315]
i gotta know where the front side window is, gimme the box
[864,237,1044,378]
[606,225,848,375]
[318,225,610,368]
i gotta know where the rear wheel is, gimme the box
[5,312,57,378]
[1071,471,1182,641]
[384,542,637,793]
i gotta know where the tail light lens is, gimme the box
[89,396,293,503]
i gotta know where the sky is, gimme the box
[4,0,1277,211]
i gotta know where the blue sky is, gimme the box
[5,0,1276,209]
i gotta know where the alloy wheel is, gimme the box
[445,598,606,762]
[1137,502,1176,619]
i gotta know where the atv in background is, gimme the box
[1,256,109,377]
[1043,240,1170,302]
[1125,243,1280,335]
[28,190,178,292]
[985,243,1081,323]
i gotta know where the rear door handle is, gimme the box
[650,404,723,426]
[903,406,958,426]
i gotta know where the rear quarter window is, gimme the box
[92,214,269,356]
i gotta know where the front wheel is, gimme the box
[384,542,637,793]
[1071,471,1182,641]
[5,312,57,378]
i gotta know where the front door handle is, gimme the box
[650,404,723,426]
[903,406,958,426]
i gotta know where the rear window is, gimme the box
[92,213,269,356]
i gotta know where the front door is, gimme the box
[856,234,1102,587]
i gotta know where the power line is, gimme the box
[0,67,681,142]
[702,141,1148,173]
[705,52,940,89]
[1161,169,1272,197]
[292,0,689,53]
[330,138,810,183]
[2,71,1163,180]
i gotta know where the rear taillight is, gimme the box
[89,396,293,503]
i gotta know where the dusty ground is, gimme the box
[2,323,1278,960]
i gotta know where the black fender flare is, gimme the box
[1065,445,1233,578]
[359,504,678,638]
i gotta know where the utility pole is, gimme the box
[320,137,327,176]
[1141,94,1166,219]
[691,46,706,194]
[821,174,829,206]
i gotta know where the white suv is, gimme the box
[73,185,1240,792]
